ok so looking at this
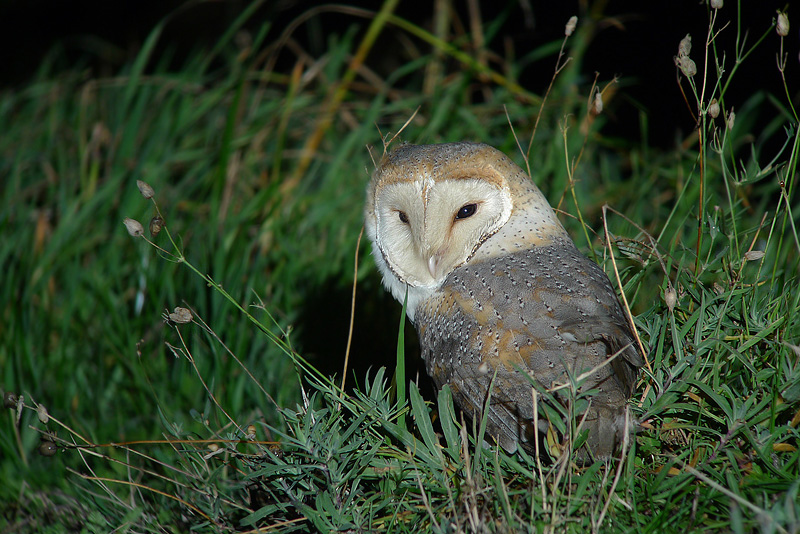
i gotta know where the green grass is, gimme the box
[2,1,799,532]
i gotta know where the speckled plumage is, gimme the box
[365,142,643,458]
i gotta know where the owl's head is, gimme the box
[365,142,567,319]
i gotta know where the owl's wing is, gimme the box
[415,241,644,457]
[546,252,644,393]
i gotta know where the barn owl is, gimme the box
[364,142,643,459]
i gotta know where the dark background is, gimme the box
[0,0,795,148]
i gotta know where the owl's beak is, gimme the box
[427,256,439,279]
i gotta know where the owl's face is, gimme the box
[371,175,513,288]
[365,142,566,319]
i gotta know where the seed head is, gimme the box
[136,180,155,199]
[37,403,49,424]
[169,307,193,324]
[565,16,578,37]
[727,110,736,130]
[664,285,677,312]
[149,216,164,237]
[710,0,723,9]
[679,56,697,77]
[777,11,789,37]
[708,99,720,118]
[678,34,692,58]
[123,218,144,237]
[591,90,603,115]
[744,250,765,262]
[13,394,24,425]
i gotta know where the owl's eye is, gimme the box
[455,203,478,220]
[398,211,410,224]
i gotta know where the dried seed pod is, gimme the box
[246,425,257,440]
[711,0,723,9]
[708,99,720,118]
[123,218,144,237]
[665,285,677,312]
[3,391,18,409]
[149,216,164,237]
[591,90,603,115]
[744,250,765,261]
[39,441,58,457]
[37,404,49,424]
[137,180,155,199]
[678,34,692,58]
[565,16,578,37]
[727,110,736,130]
[679,56,697,77]
[169,307,193,324]
[777,11,789,37]
[15,395,24,425]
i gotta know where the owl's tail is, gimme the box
[574,402,636,461]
